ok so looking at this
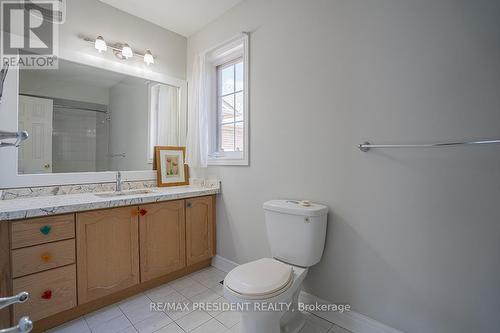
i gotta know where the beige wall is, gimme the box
[187,0,500,332]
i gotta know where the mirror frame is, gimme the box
[0,47,187,189]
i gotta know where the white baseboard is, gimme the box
[299,291,404,333]
[211,254,239,273]
[211,255,403,333]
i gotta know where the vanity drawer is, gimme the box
[11,239,76,278]
[11,214,75,249]
[12,264,77,322]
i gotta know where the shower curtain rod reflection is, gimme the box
[358,139,500,152]
[20,94,108,113]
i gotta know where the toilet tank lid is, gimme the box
[263,200,328,217]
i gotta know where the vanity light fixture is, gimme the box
[83,36,155,65]
[121,43,133,59]
[144,49,154,65]
[94,36,107,53]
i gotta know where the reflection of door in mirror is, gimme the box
[18,96,53,174]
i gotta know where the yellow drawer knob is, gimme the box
[41,253,52,262]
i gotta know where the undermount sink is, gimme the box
[94,189,155,198]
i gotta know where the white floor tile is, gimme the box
[44,267,342,333]
[47,318,90,333]
[214,310,241,328]
[84,305,123,329]
[328,325,352,333]
[209,283,225,296]
[89,314,132,333]
[154,322,185,333]
[225,322,241,333]
[165,302,195,321]
[133,311,172,333]
[188,288,220,303]
[301,312,333,330]
[118,294,151,313]
[175,310,212,332]
[205,297,229,317]
[145,284,175,301]
[155,289,189,305]
[299,319,330,333]
[122,304,158,324]
[190,318,227,333]
[190,269,225,289]
[169,276,195,290]
[171,278,208,299]
[159,291,193,320]
[207,267,227,276]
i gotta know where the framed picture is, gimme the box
[154,146,189,187]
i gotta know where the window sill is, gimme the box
[208,156,249,166]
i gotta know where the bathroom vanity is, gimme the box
[0,186,218,332]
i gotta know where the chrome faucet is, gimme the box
[0,292,32,333]
[0,317,33,333]
[116,171,123,192]
[0,292,28,310]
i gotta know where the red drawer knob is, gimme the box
[41,290,52,300]
[139,209,147,216]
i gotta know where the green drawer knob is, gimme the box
[40,225,52,235]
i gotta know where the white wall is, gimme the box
[187,0,500,332]
[108,77,150,171]
[60,0,186,81]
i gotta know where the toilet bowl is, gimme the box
[223,200,328,333]
[224,258,308,333]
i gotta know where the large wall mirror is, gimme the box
[17,59,183,175]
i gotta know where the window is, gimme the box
[217,59,244,153]
[207,35,249,165]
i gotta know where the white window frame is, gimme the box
[207,34,249,166]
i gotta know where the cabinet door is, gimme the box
[76,207,139,304]
[186,196,215,265]
[139,201,186,282]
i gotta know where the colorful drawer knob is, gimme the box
[41,253,52,262]
[41,290,52,300]
[139,209,148,216]
[39,225,52,235]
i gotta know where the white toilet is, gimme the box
[224,200,328,333]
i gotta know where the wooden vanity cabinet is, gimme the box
[76,206,140,304]
[2,194,216,331]
[186,196,215,265]
[7,214,77,324]
[139,200,186,282]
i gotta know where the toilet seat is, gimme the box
[225,258,293,299]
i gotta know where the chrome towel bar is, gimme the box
[358,139,500,152]
[0,131,29,148]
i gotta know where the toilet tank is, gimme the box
[263,200,328,267]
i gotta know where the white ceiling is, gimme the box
[99,0,244,37]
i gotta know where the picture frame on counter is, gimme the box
[154,146,189,187]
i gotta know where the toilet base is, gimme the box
[239,289,306,333]
[240,311,306,333]
[224,260,309,333]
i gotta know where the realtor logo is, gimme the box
[1,0,61,69]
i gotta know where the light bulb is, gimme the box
[121,43,133,59]
[144,49,154,65]
[94,36,107,53]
